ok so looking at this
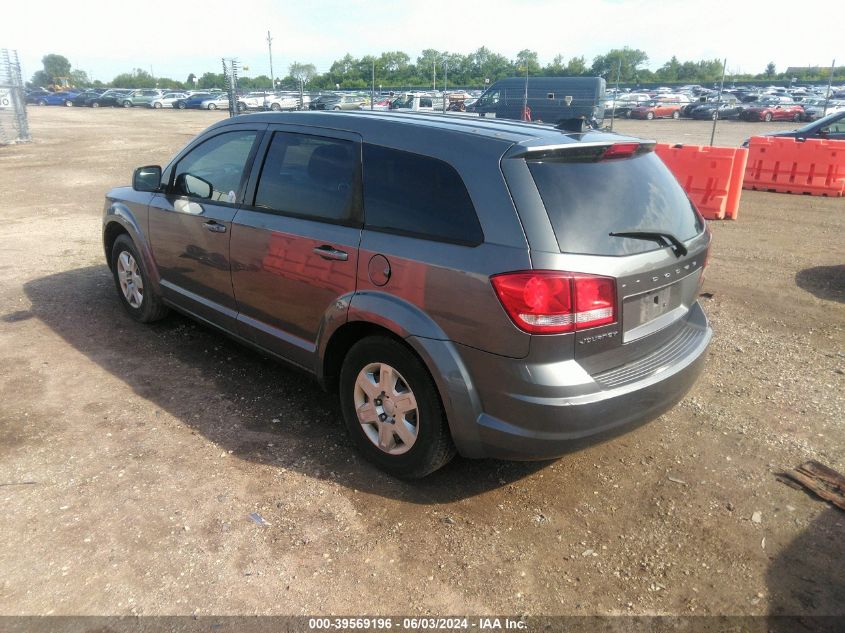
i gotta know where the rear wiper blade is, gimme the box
[609,230,688,257]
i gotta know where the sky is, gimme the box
[1,0,838,83]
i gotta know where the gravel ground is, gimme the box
[0,108,842,618]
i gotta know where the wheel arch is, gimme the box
[317,293,485,458]
[102,200,162,294]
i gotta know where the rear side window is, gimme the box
[362,144,483,245]
[527,151,703,256]
[254,132,360,224]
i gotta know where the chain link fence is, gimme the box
[222,58,240,118]
[0,49,30,145]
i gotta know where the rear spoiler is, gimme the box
[507,141,656,161]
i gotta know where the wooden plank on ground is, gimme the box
[779,460,845,512]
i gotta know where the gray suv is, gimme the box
[103,112,712,477]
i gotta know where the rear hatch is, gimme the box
[500,138,710,376]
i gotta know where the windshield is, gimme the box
[795,110,844,131]
[527,151,704,256]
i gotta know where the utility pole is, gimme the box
[267,31,274,92]
[522,64,529,120]
[609,57,621,131]
[823,58,835,117]
[371,59,375,111]
[443,60,448,112]
[710,58,727,147]
[433,60,436,91]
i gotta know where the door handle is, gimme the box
[203,221,227,233]
[313,245,348,261]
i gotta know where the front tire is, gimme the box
[646,111,655,120]
[91,101,100,108]
[672,110,680,119]
[339,336,456,478]
[177,102,186,110]
[764,112,773,122]
[153,102,162,109]
[270,102,281,111]
[122,101,132,108]
[793,113,801,122]
[208,103,216,110]
[110,235,168,323]
[65,100,73,107]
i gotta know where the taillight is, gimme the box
[491,271,616,334]
[602,142,640,159]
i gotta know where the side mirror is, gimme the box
[819,127,830,136]
[133,165,162,192]
[174,172,213,199]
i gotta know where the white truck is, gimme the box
[388,93,445,112]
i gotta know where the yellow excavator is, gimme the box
[50,77,74,92]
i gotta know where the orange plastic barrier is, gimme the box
[655,144,748,220]
[743,136,845,197]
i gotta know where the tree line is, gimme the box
[29,50,844,92]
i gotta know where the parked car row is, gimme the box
[24,87,323,112]
[604,84,845,123]
[24,85,455,115]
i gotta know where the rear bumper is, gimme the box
[451,303,712,460]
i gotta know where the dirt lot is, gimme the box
[0,108,843,618]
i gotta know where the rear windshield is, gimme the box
[527,151,703,256]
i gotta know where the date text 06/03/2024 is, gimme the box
[307,617,527,630]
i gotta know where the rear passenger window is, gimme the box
[362,144,482,245]
[254,132,360,224]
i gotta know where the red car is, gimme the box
[740,103,804,122]
[629,101,682,120]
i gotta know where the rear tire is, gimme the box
[91,101,100,108]
[793,113,801,122]
[37,99,47,106]
[177,102,186,110]
[270,102,281,111]
[672,110,680,119]
[153,102,162,109]
[764,112,773,122]
[65,100,73,107]
[110,235,169,323]
[339,336,456,478]
[646,111,654,120]
[208,103,216,110]
[122,101,132,108]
